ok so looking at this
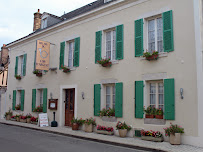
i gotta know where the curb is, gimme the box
[0,122,167,152]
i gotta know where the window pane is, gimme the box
[148,20,155,53]
[150,84,156,93]
[150,94,156,105]
[158,41,163,53]
[106,32,111,59]
[159,94,164,104]
[106,86,111,94]
[157,18,163,53]
[159,105,164,110]
[68,42,73,67]
[148,20,155,31]
[106,95,111,109]
[158,83,164,93]
[40,90,43,106]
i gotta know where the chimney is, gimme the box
[33,9,42,31]
[1,44,9,65]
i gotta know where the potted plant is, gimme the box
[11,116,16,121]
[4,109,12,120]
[20,115,27,123]
[31,117,38,125]
[71,118,81,130]
[26,113,32,123]
[116,121,131,138]
[61,65,71,73]
[141,130,164,142]
[143,51,159,61]
[97,57,112,67]
[33,70,42,77]
[144,106,156,118]
[84,117,96,133]
[155,108,164,119]
[33,106,43,112]
[96,125,114,135]
[164,123,184,145]
[15,74,21,80]
[15,104,21,110]
[15,114,20,122]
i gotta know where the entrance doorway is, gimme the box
[65,89,75,126]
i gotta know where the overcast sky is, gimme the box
[0,0,95,47]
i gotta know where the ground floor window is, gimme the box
[105,84,115,109]
[37,89,43,107]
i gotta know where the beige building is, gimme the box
[1,0,203,147]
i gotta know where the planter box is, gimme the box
[170,133,181,145]
[155,115,163,119]
[31,121,38,125]
[20,119,27,123]
[141,136,164,142]
[85,124,93,133]
[118,129,127,138]
[102,62,112,67]
[96,130,114,135]
[101,116,117,122]
[145,114,155,118]
[36,73,42,77]
[16,77,21,80]
[63,69,70,73]
[146,54,159,61]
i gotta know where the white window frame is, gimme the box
[146,15,164,53]
[64,40,75,68]
[104,84,115,109]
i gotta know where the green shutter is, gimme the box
[34,50,36,70]
[43,88,48,113]
[15,56,18,75]
[59,42,65,69]
[135,19,143,57]
[32,89,36,112]
[163,10,174,52]
[21,90,25,111]
[164,79,175,120]
[116,24,124,60]
[23,54,27,76]
[74,37,80,67]
[95,31,102,63]
[12,90,16,110]
[135,81,144,118]
[94,84,101,116]
[115,82,123,118]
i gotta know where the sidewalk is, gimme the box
[0,119,203,152]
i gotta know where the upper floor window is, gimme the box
[41,18,47,29]
[148,16,163,53]
[105,29,116,60]
[15,54,27,77]
[64,41,75,68]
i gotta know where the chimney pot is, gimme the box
[3,44,6,47]
[38,9,40,13]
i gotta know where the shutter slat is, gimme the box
[164,79,175,120]
[43,88,48,113]
[23,54,27,76]
[115,82,123,118]
[95,31,102,63]
[116,24,124,60]
[32,89,36,112]
[74,37,80,67]
[12,90,16,110]
[163,10,174,52]
[135,81,144,118]
[59,42,65,69]
[94,84,101,116]
[135,19,143,57]
[21,90,25,111]
[15,57,18,76]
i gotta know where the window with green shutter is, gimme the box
[94,84,101,116]
[73,37,80,67]
[135,81,144,118]
[12,90,16,110]
[15,57,18,76]
[95,31,102,63]
[116,24,124,60]
[32,89,36,112]
[135,19,143,57]
[59,42,65,69]
[23,54,27,76]
[115,82,123,118]
[21,90,25,111]
[43,88,48,113]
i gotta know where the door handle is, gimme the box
[64,101,66,103]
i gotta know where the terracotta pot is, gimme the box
[6,115,11,120]
[63,69,70,73]
[155,115,163,119]
[145,114,155,118]
[146,54,159,61]
[85,124,93,133]
[72,123,79,130]
[102,62,112,67]
[20,119,27,123]
[16,117,20,122]
[27,118,31,123]
[36,73,42,77]
[118,129,128,138]
[170,133,181,145]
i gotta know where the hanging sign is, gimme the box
[35,40,50,71]
[39,113,49,127]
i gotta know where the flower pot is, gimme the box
[36,73,42,77]
[27,118,31,123]
[102,62,112,67]
[6,115,11,120]
[20,119,27,123]
[145,114,155,118]
[85,124,93,133]
[72,123,79,130]
[146,54,159,61]
[155,115,163,119]
[16,117,20,122]
[118,129,128,138]
[170,133,181,145]
[63,69,70,73]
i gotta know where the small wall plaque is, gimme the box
[48,99,58,110]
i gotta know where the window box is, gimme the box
[101,116,117,122]
[141,130,164,142]
[102,62,112,67]
[141,136,164,142]
[33,70,42,77]
[61,66,71,73]
[145,114,155,118]
[155,115,163,119]
[146,54,159,61]
[15,75,21,80]
[36,73,42,77]
[143,51,159,61]
[97,58,112,67]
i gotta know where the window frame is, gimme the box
[104,84,115,109]
[64,40,75,68]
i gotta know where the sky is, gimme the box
[0,0,96,47]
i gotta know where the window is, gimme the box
[148,16,163,53]
[105,30,116,60]
[41,18,47,29]
[18,55,24,75]
[149,81,164,110]
[105,85,115,109]
[37,89,43,107]
[17,90,21,105]
[64,40,75,68]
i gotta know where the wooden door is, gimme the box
[65,89,75,126]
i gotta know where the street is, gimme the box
[0,124,150,152]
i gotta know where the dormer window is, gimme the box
[104,0,112,3]
[41,18,47,29]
